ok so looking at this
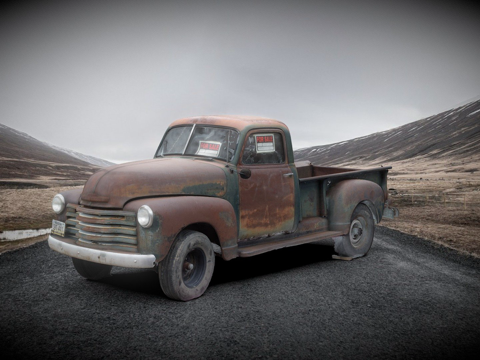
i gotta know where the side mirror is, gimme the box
[239,169,251,179]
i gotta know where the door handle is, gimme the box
[283,173,294,177]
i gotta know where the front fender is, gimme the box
[56,188,83,222]
[327,179,385,234]
[124,196,238,262]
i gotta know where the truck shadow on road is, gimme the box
[99,269,162,296]
[97,243,335,297]
[210,243,335,286]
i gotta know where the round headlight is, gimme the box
[137,205,154,228]
[52,194,65,214]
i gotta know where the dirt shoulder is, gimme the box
[0,183,83,231]
[1,170,479,257]
[0,234,49,254]
[381,166,480,257]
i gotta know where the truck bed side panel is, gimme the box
[299,181,320,218]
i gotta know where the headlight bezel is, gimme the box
[52,194,66,214]
[137,205,154,228]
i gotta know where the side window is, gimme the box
[242,132,285,165]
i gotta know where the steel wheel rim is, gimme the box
[182,248,207,288]
[349,218,366,247]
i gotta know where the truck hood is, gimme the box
[80,158,227,209]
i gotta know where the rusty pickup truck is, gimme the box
[49,116,398,301]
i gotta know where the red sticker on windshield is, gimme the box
[196,141,221,157]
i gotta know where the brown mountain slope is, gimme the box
[294,99,480,172]
[0,123,100,181]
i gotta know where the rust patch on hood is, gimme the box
[81,158,226,208]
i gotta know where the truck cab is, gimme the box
[49,116,397,301]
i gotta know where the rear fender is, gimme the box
[327,179,385,234]
[124,196,238,262]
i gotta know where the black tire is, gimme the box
[72,258,112,280]
[334,204,374,258]
[159,230,215,301]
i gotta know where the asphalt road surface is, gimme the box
[1,227,479,359]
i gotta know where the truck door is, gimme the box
[237,130,295,240]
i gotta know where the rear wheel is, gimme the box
[334,204,374,258]
[72,258,112,280]
[159,230,215,301]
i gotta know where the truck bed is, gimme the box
[295,160,364,179]
[294,160,390,219]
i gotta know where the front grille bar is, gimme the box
[65,203,138,252]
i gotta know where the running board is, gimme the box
[237,230,343,257]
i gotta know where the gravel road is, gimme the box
[1,227,479,359]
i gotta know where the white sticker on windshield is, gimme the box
[255,134,275,153]
[196,141,222,157]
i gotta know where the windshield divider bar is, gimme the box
[182,124,196,155]
[226,130,230,162]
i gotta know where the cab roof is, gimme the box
[169,115,289,132]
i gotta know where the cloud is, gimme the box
[1,0,479,162]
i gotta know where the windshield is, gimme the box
[156,125,239,162]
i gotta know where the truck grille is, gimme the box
[65,204,138,252]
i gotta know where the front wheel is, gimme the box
[159,230,215,301]
[333,204,374,258]
[72,258,112,280]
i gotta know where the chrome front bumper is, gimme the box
[48,235,156,269]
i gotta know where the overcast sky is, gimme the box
[1,0,479,163]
